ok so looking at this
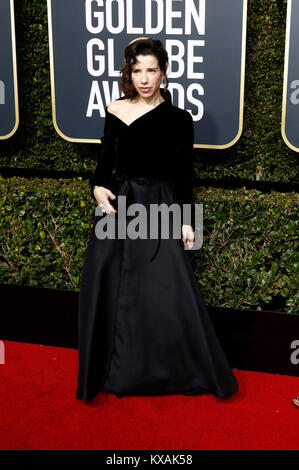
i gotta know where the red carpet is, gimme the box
[0,340,299,450]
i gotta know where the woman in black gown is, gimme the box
[76,38,238,401]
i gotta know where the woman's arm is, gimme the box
[172,109,195,232]
[89,108,117,200]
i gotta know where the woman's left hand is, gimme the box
[182,225,194,249]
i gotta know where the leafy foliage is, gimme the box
[191,186,298,313]
[0,0,298,314]
[0,176,298,313]
[0,176,92,291]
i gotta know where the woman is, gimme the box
[76,37,238,401]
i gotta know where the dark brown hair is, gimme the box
[119,38,170,102]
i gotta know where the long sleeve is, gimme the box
[89,109,117,200]
[172,110,195,230]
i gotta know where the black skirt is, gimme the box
[76,176,238,400]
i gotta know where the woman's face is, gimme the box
[131,54,164,99]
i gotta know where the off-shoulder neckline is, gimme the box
[106,99,168,127]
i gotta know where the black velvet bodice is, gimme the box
[90,95,195,213]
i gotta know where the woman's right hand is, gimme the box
[93,186,117,214]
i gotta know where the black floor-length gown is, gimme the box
[76,92,238,400]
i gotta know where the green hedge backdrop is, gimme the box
[0,0,298,313]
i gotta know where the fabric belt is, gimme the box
[115,173,165,263]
